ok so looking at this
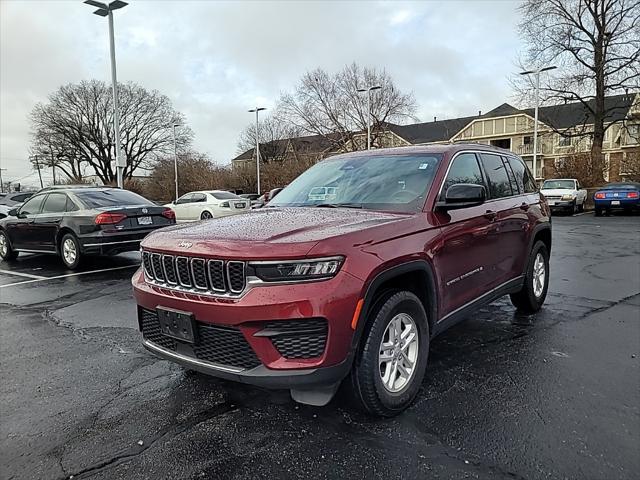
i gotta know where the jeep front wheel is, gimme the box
[510,240,549,313]
[348,291,429,417]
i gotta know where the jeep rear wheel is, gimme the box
[510,240,549,313]
[348,291,429,417]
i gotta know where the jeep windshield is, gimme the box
[542,180,575,189]
[268,154,442,213]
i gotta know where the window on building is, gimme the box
[627,125,640,144]
[441,153,485,199]
[480,153,513,199]
[523,136,532,145]
[558,135,571,147]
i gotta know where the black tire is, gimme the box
[200,210,213,220]
[348,291,429,417]
[570,201,578,215]
[59,233,82,269]
[595,208,603,217]
[510,240,549,313]
[0,229,18,261]
[578,201,584,213]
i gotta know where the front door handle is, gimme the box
[483,210,497,221]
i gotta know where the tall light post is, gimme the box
[357,85,381,150]
[519,65,557,180]
[172,123,180,201]
[84,0,128,188]
[248,107,266,195]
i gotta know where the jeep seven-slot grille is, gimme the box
[139,308,260,370]
[142,251,246,295]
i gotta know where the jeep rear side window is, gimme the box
[507,156,537,193]
[441,153,484,199]
[480,153,513,199]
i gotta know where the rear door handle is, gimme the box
[483,210,497,221]
[520,202,530,211]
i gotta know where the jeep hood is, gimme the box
[142,207,410,258]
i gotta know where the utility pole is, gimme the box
[357,85,381,150]
[33,155,44,189]
[0,168,6,193]
[172,123,179,201]
[248,107,266,195]
[519,65,557,180]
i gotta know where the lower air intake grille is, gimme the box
[263,319,328,359]
[194,324,261,369]
[138,308,260,370]
[139,307,177,351]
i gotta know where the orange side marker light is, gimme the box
[351,298,364,330]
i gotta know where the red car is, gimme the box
[133,144,551,416]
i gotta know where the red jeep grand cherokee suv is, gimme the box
[133,144,551,416]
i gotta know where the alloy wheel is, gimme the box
[201,211,213,219]
[532,252,546,298]
[378,313,419,393]
[0,233,7,257]
[63,238,77,266]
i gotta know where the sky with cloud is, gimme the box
[0,0,523,187]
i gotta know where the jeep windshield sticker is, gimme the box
[446,266,484,286]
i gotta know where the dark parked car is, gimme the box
[593,182,640,216]
[252,187,284,209]
[0,187,176,269]
[133,144,551,416]
[0,192,33,207]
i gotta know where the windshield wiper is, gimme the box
[314,203,363,209]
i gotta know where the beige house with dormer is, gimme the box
[232,92,640,183]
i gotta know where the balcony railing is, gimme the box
[515,143,551,155]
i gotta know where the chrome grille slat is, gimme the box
[162,255,178,285]
[176,256,192,287]
[207,260,226,292]
[191,258,208,290]
[151,253,165,282]
[142,250,246,296]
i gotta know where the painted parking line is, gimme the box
[0,269,47,280]
[0,264,139,288]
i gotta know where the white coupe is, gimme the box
[166,190,250,222]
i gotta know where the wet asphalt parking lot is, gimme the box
[1,212,639,480]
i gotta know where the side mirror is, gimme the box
[436,183,486,210]
[8,208,19,217]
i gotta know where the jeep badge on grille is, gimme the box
[177,241,193,249]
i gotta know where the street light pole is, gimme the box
[520,65,557,180]
[172,123,179,201]
[248,107,266,195]
[357,85,381,150]
[84,1,128,188]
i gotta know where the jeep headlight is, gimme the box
[249,256,344,282]
[561,194,576,201]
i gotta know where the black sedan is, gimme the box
[0,187,175,269]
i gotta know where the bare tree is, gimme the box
[516,0,640,183]
[278,63,417,150]
[236,114,301,163]
[30,80,193,184]
[144,152,232,202]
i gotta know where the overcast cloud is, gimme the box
[0,0,522,186]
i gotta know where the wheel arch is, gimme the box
[55,227,77,254]
[531,224,552,254]
[351,260,439,351]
